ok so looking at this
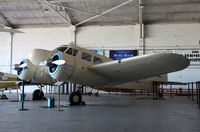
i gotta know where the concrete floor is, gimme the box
[0,93,200,132]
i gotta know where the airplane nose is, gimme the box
[48,52,61,76]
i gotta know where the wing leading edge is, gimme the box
[89,53,190,86]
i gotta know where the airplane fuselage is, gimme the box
[49,45,112,87]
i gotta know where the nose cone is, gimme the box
[17,59,27,78]
[48,52,61,77]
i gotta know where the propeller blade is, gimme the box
[52,60,65,65]
[19,63,27,68]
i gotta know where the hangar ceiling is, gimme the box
[0,0,200,28]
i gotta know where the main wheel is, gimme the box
[69,92,82,106]
[1,94,8,99]
[32,89,44,100]
[95,93,99,96]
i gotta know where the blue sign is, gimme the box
[91,50,104,55]
[109,50,137,60]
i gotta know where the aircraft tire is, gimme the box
[32,89,44,100]
[69,92,82,106]
[95,93,99,96]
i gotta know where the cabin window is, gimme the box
[73,49,78,56]
[94,57,103,64]
[66,48,73,55]
[81,52,91,62]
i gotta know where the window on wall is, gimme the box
[81,52,91,62]
[94,57,103,64]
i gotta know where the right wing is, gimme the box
[89,53,189,86]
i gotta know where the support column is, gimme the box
[62,84,65,94]
[188,83,190,99]
[138,0,145,55]
[10,32,14,73]
[196,82,199,104]
[81,85,84,95]
[69,26,77,45]
[19,81,28,111]
[198,82,200,108]
[70,83,72,93]
[17,84,19,101]
[161,83,164,100]
[153,82,155,100]
[57,85,60,111]
[192,82,194,101]
[66,82,69,94]
[170,84,173,97]
[73,83,76,92]
[45,85,47,94]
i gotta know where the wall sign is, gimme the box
[180,50,200,66]
[109,50,138,60]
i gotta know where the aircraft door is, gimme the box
[63,48,77,80]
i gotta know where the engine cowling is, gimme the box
[48,52,74,82]
[17,59,55,85]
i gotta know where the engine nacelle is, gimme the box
[17,59,55,85]
[48,52,74,82]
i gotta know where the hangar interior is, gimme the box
[0,0,200,132]
[0,0,200,83]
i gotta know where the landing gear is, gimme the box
[95,93,99,96]
[32,89,44,100]
[69,91,82,106]
[0,94,8,99]
[95,89,99,96]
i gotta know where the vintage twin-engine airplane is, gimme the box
[15,43,190,105]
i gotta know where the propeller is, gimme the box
[40,58,65,66]
[13,63,28,71]
[52,60,66,65]
[19,63,27,68]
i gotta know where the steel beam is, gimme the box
[40,0,72,26]
[49,0,97,2]
[145,18,200,24]
[0,12,10,27]
[50,1,136,26]
[75,0,134,26]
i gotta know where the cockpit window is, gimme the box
[66,48,73,55]
[94,57,103,64]
[82,52,91,62]
[73,49,78,56]
[55,46,67,52]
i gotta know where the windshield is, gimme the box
[54,45,68,52]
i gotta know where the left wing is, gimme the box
[89,53,189,86]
